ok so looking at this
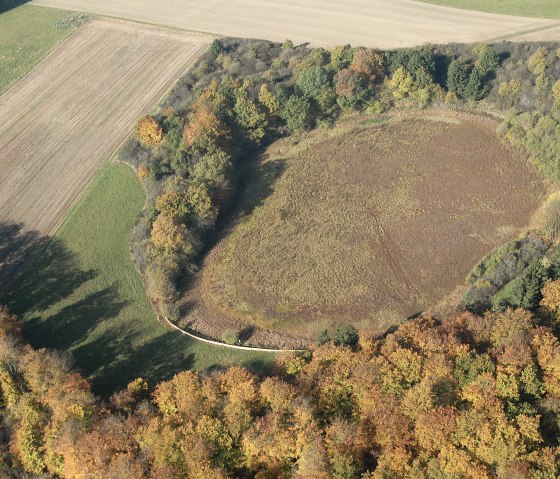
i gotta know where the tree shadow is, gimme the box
[0,222,95,315]
[0,0,29,14]
[199,155,287,258]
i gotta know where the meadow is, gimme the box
[417,0,560,18]
[2,162,273,395]
[0,4,75,94]
[198,112,545,340]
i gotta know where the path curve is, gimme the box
[162,316,305,353]
[31,0,560,48]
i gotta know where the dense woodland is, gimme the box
[1,298,560,477]
[3,38,560,477]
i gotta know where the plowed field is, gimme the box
[0,18,209,235]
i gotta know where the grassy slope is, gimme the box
[0,4,76,94]
[6,162,273,395]
[415,0,560,19]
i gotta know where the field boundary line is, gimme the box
[489,21,560,42]
[161,316,304,353]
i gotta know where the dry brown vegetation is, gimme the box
[31,0,559,48]
[0,18,209,235]
[184,112,546,342]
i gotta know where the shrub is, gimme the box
[137,165,150,181]
[498,79,522,98]
[532,193,560,242]
[553,80,560,103]
[528,47,549,76]
[137,116,163,146]
[316,329,330,346]
[332,323,359,347]
[145,254,180,302]
[210,39,224,56]
[222,329,240,345]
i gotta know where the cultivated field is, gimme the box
[190,112,545,342]
[31,0,559,48]
[0,18,209,235]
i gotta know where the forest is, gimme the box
[1,297,560,477]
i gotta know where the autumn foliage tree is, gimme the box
[137,115,163,145]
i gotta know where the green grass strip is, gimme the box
[5,162,273,395]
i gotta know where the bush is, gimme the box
[222,329,240,345]
[533,194,560,242]
[332,323,359,347]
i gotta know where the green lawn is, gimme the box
[4,162,273,395]
[416,0,560,18]
[0,4,76,94]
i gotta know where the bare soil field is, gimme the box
[183,112,546,345]
[31,0,560,48]
[0,18,209,235]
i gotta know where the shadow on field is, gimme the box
[0,222,95,314]
[0,0,29,14]
[0,222,273,397]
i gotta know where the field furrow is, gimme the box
[0,18,210,235]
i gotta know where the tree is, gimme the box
[464,67,487,100]
[389,66,414,99]
[184,103,230,150]
[258,84,280,115]
[297,65,331,98]
[329,44,354,71]
[280,95,314,131]
[447,58,470,99]
[474,44,500,76]
[211,39,224,56]
[349,47,385,81]
[137,116,163,145]
[156,191,189,221]
[332,324,359,348]
[151,214,188,253]
[233,89,267,144]
[186,182,217,222]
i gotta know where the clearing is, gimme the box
[1,162,273,395]
[0,17,209,236]
[416,0,560,19]
[190,112,546,343]
[0,4,76,95]
[31,0,559,48]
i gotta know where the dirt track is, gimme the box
[31,0,560,48]
[0,19,209,235]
